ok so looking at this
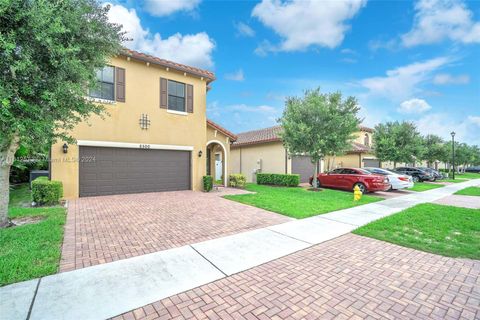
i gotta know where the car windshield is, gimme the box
[364,168,391,175]
[355,168,371,175]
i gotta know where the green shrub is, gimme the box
[203,175,213,192]
[31,177,63,205]
[256,173,300,187]
[229,174,246,188]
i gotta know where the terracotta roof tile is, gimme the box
[207,119,237,141]
[121,48,215,82]
[232,126,373,153]
[347,142,373,153]
[359,125,374,133]
[232,126,283,147]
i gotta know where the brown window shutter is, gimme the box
[160,78,167,109]
[115,67,126,102]
[186,84,193,113]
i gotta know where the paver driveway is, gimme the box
[115,234,480,320]
[60,188,289,271]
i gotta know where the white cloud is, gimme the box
[235,22,255,37]
[252,0,366,53]
[415,113,479,145]
[225,69,245,81]
[433,73,470,85]
[468,115,480,126]
[359,56,451,101]
[107,3,215,68]
[401,0,480,47]
[398,98,432,113]
[143,0,200,17]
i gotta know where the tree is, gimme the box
[0,0,125,227]
[421,134,447,168]
[373,121,423,167]
[279,88,361,188]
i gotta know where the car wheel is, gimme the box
[353,182,367,193]
[413,176,419,183]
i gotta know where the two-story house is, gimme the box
[229,126,378,183]
[51,49,236,199]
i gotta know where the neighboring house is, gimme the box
[230,125,378,183]
[324,126,379,170]
[51,49,236,199]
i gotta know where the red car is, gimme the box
[309,168,390,193]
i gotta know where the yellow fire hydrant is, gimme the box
[353,185,363,201]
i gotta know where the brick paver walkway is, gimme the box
[114,234,480,320]
[434,195,480,209]
[60,189,289,271]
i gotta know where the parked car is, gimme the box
[417,167,443,181]
[363,167,414,190]
[309,167,390,193]
[465,166,480,173]
[394,167,434,182]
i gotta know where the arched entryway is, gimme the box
[206,140,227,186]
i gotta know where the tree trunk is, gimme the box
[393,161,397,169]
[0,135,20,228]
[313,159,318,189]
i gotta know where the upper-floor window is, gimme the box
[89,66,115,101]
[168,80,186,112]
[364,133,370,146]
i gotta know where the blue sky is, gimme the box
[107,0,480,145]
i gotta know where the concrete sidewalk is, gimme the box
[2,179,479,320]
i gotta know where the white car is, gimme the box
[364,167,414,190]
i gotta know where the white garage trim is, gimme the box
[77,140,194,151]
[206,140,228,186]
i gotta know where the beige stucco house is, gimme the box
[51,49,236,199]
[230,125,378,183]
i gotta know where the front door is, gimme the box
[215,153,222,182]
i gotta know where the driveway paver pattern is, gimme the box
[60,189,289,271]
[114,234,480,320]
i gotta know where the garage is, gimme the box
[291,155,318,183]
[79,146,191,197]
[363,158,381,168]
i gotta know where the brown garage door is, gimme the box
[363,159,381,168]
[292,156,317,183]
[79,146,191,197]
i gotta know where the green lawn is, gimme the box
[223,183,383,219]
[407,182,444,192]
[456,172,480,179]
[354,203,480,259]
[455,187,480,197]
[0,184,66,286]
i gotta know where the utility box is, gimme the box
[29,170,49,187]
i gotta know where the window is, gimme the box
[364,133,370,146]
[168,80,186,112]
[89,66,115,101]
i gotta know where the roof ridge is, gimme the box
[121,48,215,81]
[236,125,282,135]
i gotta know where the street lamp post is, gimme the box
[451,131,456,180]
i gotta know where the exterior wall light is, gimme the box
[198,150,203,157]
[62,143,69,154]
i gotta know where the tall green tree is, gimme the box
[421,134,447,168]
[0,0,124,227]
[373,121,423,167]
[279,88,361,188]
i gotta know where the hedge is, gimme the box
[256,173,300,187]
[31,177,63,205]
[228,174,246,188]
[203,175,213,192]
